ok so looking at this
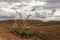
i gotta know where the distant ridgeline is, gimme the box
[0,20,60,26]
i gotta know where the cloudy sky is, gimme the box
[0,0,60,22]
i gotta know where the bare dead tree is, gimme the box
[9,4,34,29]
[23,7,35,28]
[10,7,21,28]
[50,9,56,17]
[23,12,33,29]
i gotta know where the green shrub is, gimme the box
[15,29,35,38]
[38,32,49,40]
[9,27,34,38]
[9,27,49,40]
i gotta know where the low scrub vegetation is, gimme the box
[8,27,49,40]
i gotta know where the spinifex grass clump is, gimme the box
[9,27,49,40]
[9,27,34,38]
[37,32,49,40]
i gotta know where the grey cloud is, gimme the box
[0,0,32,3]
[35,0,60,2]
[0,0,60,22]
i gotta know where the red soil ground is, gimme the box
[0,20,60,40]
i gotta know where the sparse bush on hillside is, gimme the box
[9,27,49,40]
[9,28,34,38]
[38,32,49,40]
